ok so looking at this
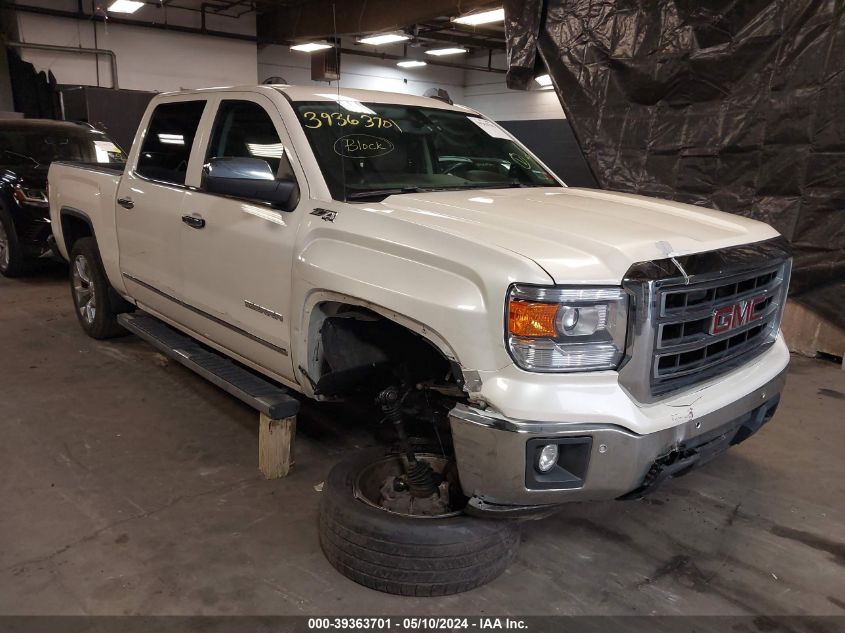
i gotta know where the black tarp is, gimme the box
[7,49,60,119]
[504,0,845,329]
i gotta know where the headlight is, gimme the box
[13,185,49,207]
[506,285,629,372]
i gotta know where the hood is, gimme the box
[370,187,781,284]
[1,164,48,189]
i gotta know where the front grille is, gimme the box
[650,262,789,396]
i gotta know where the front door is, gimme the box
[116,98,207,317]
[177,94,303,381]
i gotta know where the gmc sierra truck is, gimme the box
[48,85,792,597]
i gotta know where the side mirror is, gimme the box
[201,157,299,211]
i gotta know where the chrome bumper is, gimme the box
[449,367,787,510]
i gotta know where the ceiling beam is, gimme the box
[257,0,500,43]
[2,3,256,41]
[339,46,506,73]
[415,26,505,51]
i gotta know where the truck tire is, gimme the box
[69,237,128,339]
[318,447,521,596]
[0,207,29,278]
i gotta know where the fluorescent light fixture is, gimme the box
[535,74,553,87]
[108,0,145,13]
[358,33,410,46]
[397,60,427,68]
[290,42,333,52]
[425,47,468,56]
[157,133,184,145]
[452,7,504,25]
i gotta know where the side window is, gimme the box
[136,100,206,185]
[206,100,294,178]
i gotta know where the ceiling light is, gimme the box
[397,60,427,68]
[108,0,145,13]
[535,74,553,87]
[290,42,333,52]
[358,33,410,46]
[425,47,468,56]
[452,7,504,25]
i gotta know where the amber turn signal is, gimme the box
[508,300,559,337]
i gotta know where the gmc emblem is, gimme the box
[710,296,767,335]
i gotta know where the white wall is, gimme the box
[260,47,561,122]
[12,0,257,93]
[462,53,564,121]
[9,3,557,119]
[259,44,466,101]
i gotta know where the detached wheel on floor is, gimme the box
[69,237,128,340]
[319,447,521,596]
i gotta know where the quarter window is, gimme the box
[136,100,206,185]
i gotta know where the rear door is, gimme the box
[177,93,304,381]
[116,98,207,317]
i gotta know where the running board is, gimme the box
[118,312,300,420]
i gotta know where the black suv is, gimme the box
[0,119,124,277]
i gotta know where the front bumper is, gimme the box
[449,365,787,512]
[10,203,53,257]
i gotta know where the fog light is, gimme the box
[536,444,558,472]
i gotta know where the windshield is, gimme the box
[293,100,560,201]
[0,125,125,168]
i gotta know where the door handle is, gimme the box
[181,214,206,229]
[117,197,134,209]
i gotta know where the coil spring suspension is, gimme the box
[377,386,439,497]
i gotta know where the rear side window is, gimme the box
[206,100,287,175]
[136,100,206,185]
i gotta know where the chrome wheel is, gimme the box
[0,220,9,272]
[72,254,97,325]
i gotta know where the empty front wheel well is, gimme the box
[306,301,462,400]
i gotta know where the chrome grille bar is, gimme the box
[619,237,792,403]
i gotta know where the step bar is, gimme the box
[118,312,300,420]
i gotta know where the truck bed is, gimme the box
[48,160,125,292]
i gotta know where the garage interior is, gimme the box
[1,0,844,620]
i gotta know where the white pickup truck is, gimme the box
[48,85,792,596]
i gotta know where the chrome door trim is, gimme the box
[122,272,288,356]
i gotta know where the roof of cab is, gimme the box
[156,84,479,115]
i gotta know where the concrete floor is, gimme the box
[1,264,844,616]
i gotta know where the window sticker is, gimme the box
[468,116,512,139]
[508,152,532,170]
[333,134,394,158]
[93,140,123,162]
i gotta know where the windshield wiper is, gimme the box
[346,187,432,200]
[2,149,40,167]
[472,181,540,189]
[345,181,548,201]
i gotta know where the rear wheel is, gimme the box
[318,447,521,596]
[69,237,127,339]
[0,208,29,278]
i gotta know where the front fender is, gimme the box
[290,220,553,383]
